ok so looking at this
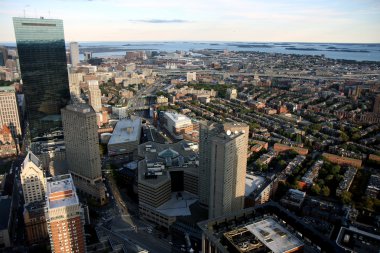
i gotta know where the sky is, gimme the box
[0,0,380,43]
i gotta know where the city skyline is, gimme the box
[1,0,380,43]
[0,1,380,251]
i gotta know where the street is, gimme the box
[99,173,172,253]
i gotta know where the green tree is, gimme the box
[321,186,330,197]
[331,165,341,175]
[310,123,322,131]
[296,134,302,144]
[311,184,321,195]
[261,164,268,172]
[340,191,352,205]
[340,132,349,142]
[278,160,287,168]
[364,198,374,210]
[249,123,260,130]
[352,133,361,142]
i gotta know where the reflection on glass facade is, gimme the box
[13,17,70,139]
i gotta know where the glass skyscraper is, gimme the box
[13,17,70,139]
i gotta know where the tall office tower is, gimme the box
[20,151,46,205]
[45,174,86,253]
[84,51,92,61]
[0,86,22,137]
[226,88,238,100]
[0,46,8,66]
[374,94,380,114]
[68,73,83,103]
[61,104,106,204]
[69,42,79,66]
[13,17,70,139]
[88,80,102,112]
[198,121,248,219]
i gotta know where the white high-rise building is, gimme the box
[61,104,106,205]
[69,42,79,66]
[20,152,46,205]
[68,72,83,103]
[186,72,197,82]
[0,86,22,137]
[226,88,237,100]
[198,121,249,219]
[88,80,102,113]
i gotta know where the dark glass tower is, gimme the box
[13,17,70,139]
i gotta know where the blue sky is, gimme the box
[0,0,379,42]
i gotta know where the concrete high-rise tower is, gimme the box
[198,121,248,219]
[13,17,70,139]
[45,174,86,253]
[0,86,22,137]
[61,104,106,204]
[88,80,102,113]
[68,72,83,103]
[69,42,79,66]
[0,46,8,66]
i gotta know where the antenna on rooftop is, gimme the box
[23,5,30,18]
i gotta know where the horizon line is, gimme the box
[1,40,380,44]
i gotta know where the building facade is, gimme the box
[162,111,193,139]
[45,174,86,253]
[186,72,197,82]
[68,73,83,103]
[61,104,106,204]
[374,94,380,114]
[13,17,70,139]
[20,152,46,205]
[0,47,8,66]
[137,140,199,228]
[0,125,17,158]
[199,122,248,219]
[69,42,79,66]
[0,196,12,248]
[226,88,237,100]
[88,80,102,112]
[0,86,21,137]
[23,200,49,245]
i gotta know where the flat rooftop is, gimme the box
[246,217,304,253]
[245,174,266,197]
[47,174,79,209]
[108,116,141,145]
[138,140,198,165]
[337,226,380,253]
[65,103,95,114]
[155,191,198,217]
[0,86,15,92]
[164,111,192,124]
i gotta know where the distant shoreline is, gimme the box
[2,41,379,61]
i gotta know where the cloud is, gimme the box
[129,19,190,23]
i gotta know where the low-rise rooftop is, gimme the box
[108,116,141,145]
[155,191,198,217]
[247,217,304,253]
